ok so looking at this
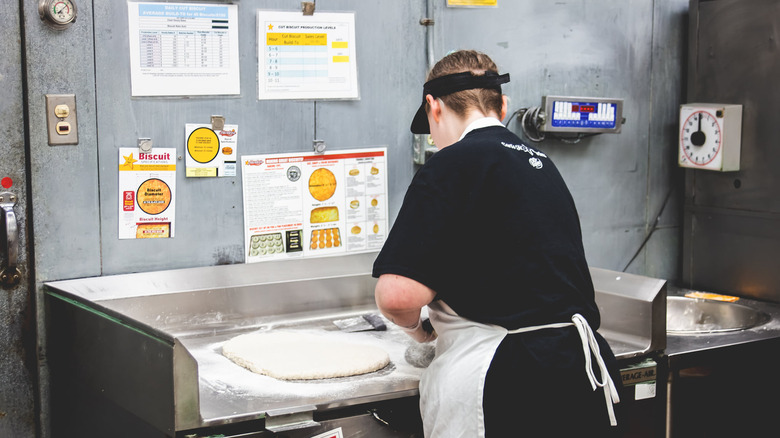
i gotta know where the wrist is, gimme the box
[400,317,423,332]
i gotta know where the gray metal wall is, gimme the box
[24,0,690,281]
[433,0,688,278]
[5,1,689,436]
[92,1,427,274]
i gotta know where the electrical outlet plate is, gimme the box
[45,94,78,146]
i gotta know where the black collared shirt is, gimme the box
[373,126,600,330]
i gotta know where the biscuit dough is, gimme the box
[222,331,390,380]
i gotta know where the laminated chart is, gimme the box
[258,10,358,100]
[241,148,388,263]
[128,2,240,96]
[118,148,177,239]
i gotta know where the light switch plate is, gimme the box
[45,94,78,146]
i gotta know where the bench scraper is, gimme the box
[333,313,387,332]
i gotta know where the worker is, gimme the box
[373,50,622,437]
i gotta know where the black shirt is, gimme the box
[373,125,601,330]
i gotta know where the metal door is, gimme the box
[0,2,36,437]
[683,0,780,301]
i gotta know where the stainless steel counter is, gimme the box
[46,253,423,433]
[180,308,424,427]
[664,286,780,438]
[44,254,667,435]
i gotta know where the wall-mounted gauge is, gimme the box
[39,0,77,30]
[678,103,742,172]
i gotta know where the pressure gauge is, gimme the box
[39,0,77,30]
[678,103,742,172]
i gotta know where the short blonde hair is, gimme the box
[427,50,504,118]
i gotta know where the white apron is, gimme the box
[419,300,620,438]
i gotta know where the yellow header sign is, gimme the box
[447,0,498,6]
[267,33,327,46]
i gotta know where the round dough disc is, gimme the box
[222,331,390,380]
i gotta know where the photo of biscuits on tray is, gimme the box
[310,228,341,250]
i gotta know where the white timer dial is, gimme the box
[678,103,742,172]
[680,110,721,166]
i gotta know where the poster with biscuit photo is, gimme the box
[185,123,238,177]
[241,147,388,263]
[118,147,177,239]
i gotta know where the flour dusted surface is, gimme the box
[222,331,391,380]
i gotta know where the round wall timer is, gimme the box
[678,104,742,172]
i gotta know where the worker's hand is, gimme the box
[401,317,437,343]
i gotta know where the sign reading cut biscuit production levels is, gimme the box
[118,147,177,239]
[257,10,358,100]
[241,147,388,263]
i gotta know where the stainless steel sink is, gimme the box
[667,296,771,334]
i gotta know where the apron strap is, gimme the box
[506,313,621,426]
[571,314,621,426]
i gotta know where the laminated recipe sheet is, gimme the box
[118,147,177,239]
[241,147,388,263]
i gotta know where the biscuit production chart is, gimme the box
[128,2,240,96]
[241,148,387,263]
[258,10,358,100]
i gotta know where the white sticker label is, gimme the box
[635,382,656,400]
[310,427,343,438]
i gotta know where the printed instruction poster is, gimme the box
[257,10,359,100]
[185,123,238,177]
[241,148,388,263]
[127,2,240,96]
[118,148,177,239]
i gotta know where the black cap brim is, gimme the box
[410,101,430,134]
[409,71,509,135]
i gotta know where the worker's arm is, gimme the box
[375,274,437,343]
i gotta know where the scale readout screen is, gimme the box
[550,100,618,129]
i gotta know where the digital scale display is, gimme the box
[540,96,623,134]
[572,104,595,113]
[550,101,617,128]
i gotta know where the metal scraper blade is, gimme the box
[333,313,387,332]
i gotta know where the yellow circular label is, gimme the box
[187,127,219,163]
[137,178,172,215]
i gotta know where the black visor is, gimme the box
[410,71,510,134]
